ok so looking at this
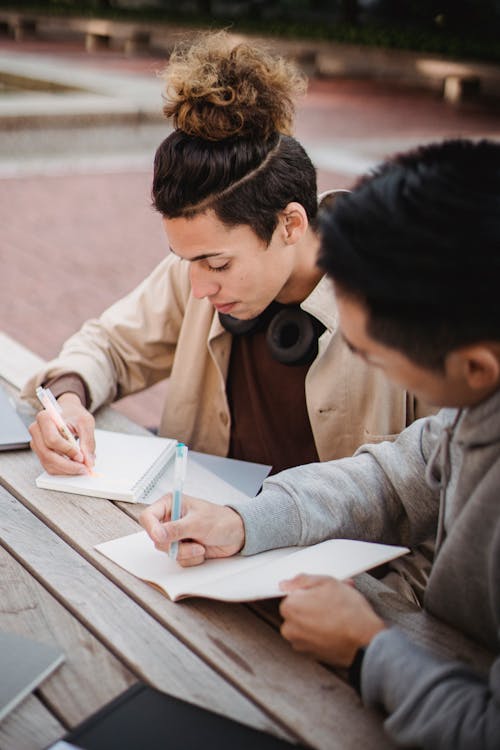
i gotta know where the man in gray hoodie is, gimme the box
[140,139,500,749]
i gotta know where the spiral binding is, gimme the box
[132,444,175,500]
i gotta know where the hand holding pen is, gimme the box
[31,386,95,475]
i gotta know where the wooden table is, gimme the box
[0,334,494,750]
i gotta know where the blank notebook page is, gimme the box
[36,430,176,501]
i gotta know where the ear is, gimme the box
[279,202,308,245]
[452,345,500,392]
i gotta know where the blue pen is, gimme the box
[169,441,188,560]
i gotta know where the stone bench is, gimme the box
[0,12,153,56]
[0,12,498,101]
[0,12,38,41]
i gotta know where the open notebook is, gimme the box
[95,531,409,602]
[36,429,270,505]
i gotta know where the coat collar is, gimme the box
[300,274,338,333]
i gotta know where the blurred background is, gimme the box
[1,0,499,427]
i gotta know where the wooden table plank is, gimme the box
[0,543,136,729]
[0,360,397,748]
[0,436,393,748]
[0,694,64,750]
[1,340,494,748]
[0,488,290,743]
[0,332,45,390]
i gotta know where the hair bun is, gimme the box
[162,31,306,141]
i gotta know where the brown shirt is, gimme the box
[227,329,318,475]
[23,257,431,462]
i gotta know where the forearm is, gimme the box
[230,417,440,555]
[363,628,500,749]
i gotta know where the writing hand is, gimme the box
[279,574,386,667]
[139,494,245,567]
[29,392,95,475]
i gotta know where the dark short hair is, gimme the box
[152,131,318,244]
[318,139,500,370]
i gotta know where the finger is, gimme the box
[140,496,173,546]
[160,511,206,547]
[74,413,96,469]
[279,620,310,652]
[176,542,207,567]
[35,411,85,463]
[29,421,87,475]
[279,574,330,593]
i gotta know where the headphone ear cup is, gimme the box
[266,308,317,366]
[218,312,261,335]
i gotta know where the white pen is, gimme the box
[169,441,188,560]
[36,386,79,449]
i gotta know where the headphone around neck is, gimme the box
[219,302,325,366]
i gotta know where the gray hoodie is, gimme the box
[229,389,500,748]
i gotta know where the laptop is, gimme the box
[0,631,65,723]
[0,383,31,450]
[46,682,307,750]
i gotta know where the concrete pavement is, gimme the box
[1,36,499,427]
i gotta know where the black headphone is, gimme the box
[219,302,325,366]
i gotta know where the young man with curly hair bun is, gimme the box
[25,34,431,604]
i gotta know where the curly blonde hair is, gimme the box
[162,30,307,141]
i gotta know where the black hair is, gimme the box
[152,131,318,243]
[318,139,500,370]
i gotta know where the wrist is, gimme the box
[44,373,88,408]
[226,507,245,553]
[57,392,83,406]
[348,619,386,695]
[347,647,366,695]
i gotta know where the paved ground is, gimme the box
[1,35,500,427]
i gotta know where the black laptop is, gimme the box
[47,683,306,750]
[0,383,31,450]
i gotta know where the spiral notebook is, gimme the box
[35,429,269,505]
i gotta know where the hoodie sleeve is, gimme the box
[228,411,450,555]
[362,628,500,749]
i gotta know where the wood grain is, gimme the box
[0,544,135,729]
[0,351,396,749]
[0,486,288,740]
[0,436,396,747]
[0,694,64,750]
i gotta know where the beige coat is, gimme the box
[23,254,430,459]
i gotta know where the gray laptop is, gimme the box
[0,630,65,722]
[0,383,31,451]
